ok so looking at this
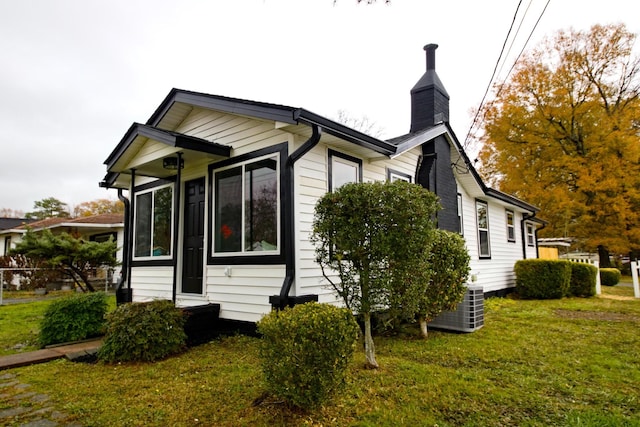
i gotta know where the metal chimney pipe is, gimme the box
[425,43,438,71]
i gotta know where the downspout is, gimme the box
[274,125,322,309]
[128,169,136,293]
[534,219,545,259]
[521,213,531,259]
[117,188,130,290]
[171,152,183,304]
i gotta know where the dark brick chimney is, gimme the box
[413,44,458,232]
[410,44,450,133]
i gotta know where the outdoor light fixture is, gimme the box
[163,156,184,170]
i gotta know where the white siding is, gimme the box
[130,267,174,302]
[292,144,422,301]
[205,265,285,322]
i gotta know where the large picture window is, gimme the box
[214,155,279,254]
[476,200,490,258]
[134,185,173,258]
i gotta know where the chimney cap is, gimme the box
[424,43,438,51]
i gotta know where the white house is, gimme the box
[100,44,542,332]
[0,214,125,287]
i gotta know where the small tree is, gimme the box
[312,180,439,368]
[25,197,70,219]
[11,229,118,292]
[417,229,470,338]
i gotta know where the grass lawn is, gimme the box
[0,292,116,355]
[1,287,639,426]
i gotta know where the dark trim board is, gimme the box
[484,287,515,299]
[207,142,288,266]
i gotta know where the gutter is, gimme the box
[521,212,546,259]
[271,124,322,309]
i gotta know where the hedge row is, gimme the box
[514,259,599,299]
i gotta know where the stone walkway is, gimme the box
[0,339,102,426]
[0,372,81,427]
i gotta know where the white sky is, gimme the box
[1,0,638,215]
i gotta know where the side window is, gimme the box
[527,223,535,246]
[506,210,516,242]
[3,236,11,255]
[457,193,463,235]
[134,185,173,258]
[476,200,490,258]
[329,150,362,191]
[387,168,412,183]
[213,155,279,255]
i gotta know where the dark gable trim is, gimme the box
[104,123,231,170]
[146,89,299,128]
[207,142,288,266]
[328,149,363,191]
[145,89,397,157]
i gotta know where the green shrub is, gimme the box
[257,302,359,409]
[514,259,571,299]
[600,268,622,286]
[98,299,187,363]
[569,262,598,297]
[39,292,108,347]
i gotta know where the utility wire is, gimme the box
[463,0,524,149]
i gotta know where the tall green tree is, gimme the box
[25,197,70,220]
[11,229,118,292]
[312,180,439,368]
[478,24,640,261]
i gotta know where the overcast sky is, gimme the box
[1,0,638,215]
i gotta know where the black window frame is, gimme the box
[328,149,363,191]
[131,180,175,266]
[386,168,412,183]
[207,142,287,265]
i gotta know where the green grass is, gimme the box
[1,289,639,426]
[0,293,116,355]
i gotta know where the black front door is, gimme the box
[182,178,205,294]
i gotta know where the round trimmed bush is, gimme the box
[569,262,598,297]
[39,292,108,347]
[98,299,187,363]
[600,268,622,286]
[515,259,571,299]
[257,302,359,409]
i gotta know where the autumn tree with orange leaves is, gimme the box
[478,24,640,265]
[73,198,124,217]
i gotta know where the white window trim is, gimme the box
[476,200,491,258]
[506,210,516,243]
[526,223,535,247]
[457,193,463,236]
[387,168,412,183]
[132,183,174,261]
[212,153,281,257]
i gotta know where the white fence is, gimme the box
[631,261,640,299]
[567,258,601,295]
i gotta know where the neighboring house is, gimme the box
[0,214,125,283]
[100,44,543,329]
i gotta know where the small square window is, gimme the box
[329,150,362,191]
[387,168,412,183]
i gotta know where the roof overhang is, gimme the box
[101,123,231,189]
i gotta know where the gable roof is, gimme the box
[0,218,35,231]
[101,88,538,214]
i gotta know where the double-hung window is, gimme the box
[506,210,516,242]
[213,155,279,255]
[526,223,535,246]
[134,184,173,259]
[457,193,463,235]
[476,200,490,258]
